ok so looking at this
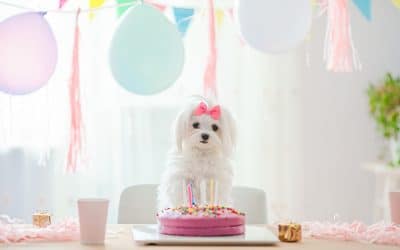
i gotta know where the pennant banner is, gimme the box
[173,7,194,36]
[89,0,105,19]
[351,0,371,20]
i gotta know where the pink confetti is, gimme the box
[0,218,79,244]
[302,221,400,246]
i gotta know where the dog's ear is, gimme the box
[220,107,237,156]
[173,109,189,152]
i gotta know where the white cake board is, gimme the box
[132,224,279,246]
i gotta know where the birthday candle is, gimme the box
[210,179,214,205]
[187,182,193,208]
[191,182,196,206]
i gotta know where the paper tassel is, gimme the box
[66,10,85,173]
[59,0,68,8]
[392,0,400,9]
[173,8,194,36]
[116,0,138,17]
[89,0,106,20]
[203,0,217,99]
[324,0,361,72]
[352,0,371,20]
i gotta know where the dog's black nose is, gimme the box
[201,133,209,140]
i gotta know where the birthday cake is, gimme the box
[157,205,245,236]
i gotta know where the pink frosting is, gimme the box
[157,206,246,236]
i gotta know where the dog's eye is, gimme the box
[212,124,218,131]
[192,122,200,129]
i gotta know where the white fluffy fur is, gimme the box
[157,97,236,210]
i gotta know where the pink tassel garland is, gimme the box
[203,0,218,99]
[66,9,85,173]
[324,0,361,72]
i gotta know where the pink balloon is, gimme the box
[0,12,57,95]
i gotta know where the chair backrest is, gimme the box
[118,184,159,224]
[118,184,267,224]
[231,186,267,224]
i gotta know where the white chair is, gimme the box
[118,184,267,224]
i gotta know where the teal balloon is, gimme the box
[109,4,184,95]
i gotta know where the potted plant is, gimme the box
[368,73,400,167]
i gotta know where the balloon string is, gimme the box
[38,85,51,167]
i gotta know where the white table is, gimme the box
[2,225,398,250]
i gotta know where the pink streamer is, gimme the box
[66,10,85,173]
[324,0,361,72]
[0,218,79,244]
[203,0,217,99]
[302,221,400,246]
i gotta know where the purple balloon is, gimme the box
[0,12,57,95]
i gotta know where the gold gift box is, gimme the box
[32,211,51,228]
[278,222,302,242]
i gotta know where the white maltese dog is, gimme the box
[158,97,236,210]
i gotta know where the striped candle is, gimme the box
[209,179,214,205]
[187,182,193,208]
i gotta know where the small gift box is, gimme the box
[278,222,302,242]
[32,211,51,228]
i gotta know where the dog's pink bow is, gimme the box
[193,102,221,120]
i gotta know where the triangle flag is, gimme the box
[89,0,105,20]
[352,0,371,20]
[116,0,139,17]
[215,9,224,29]
[173,7,194,36]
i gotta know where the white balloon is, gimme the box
[237,0,312,53]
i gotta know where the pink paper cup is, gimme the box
[77,198,109,245]
[389,191,400,224]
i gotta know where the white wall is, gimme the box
[299,1,400,223]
